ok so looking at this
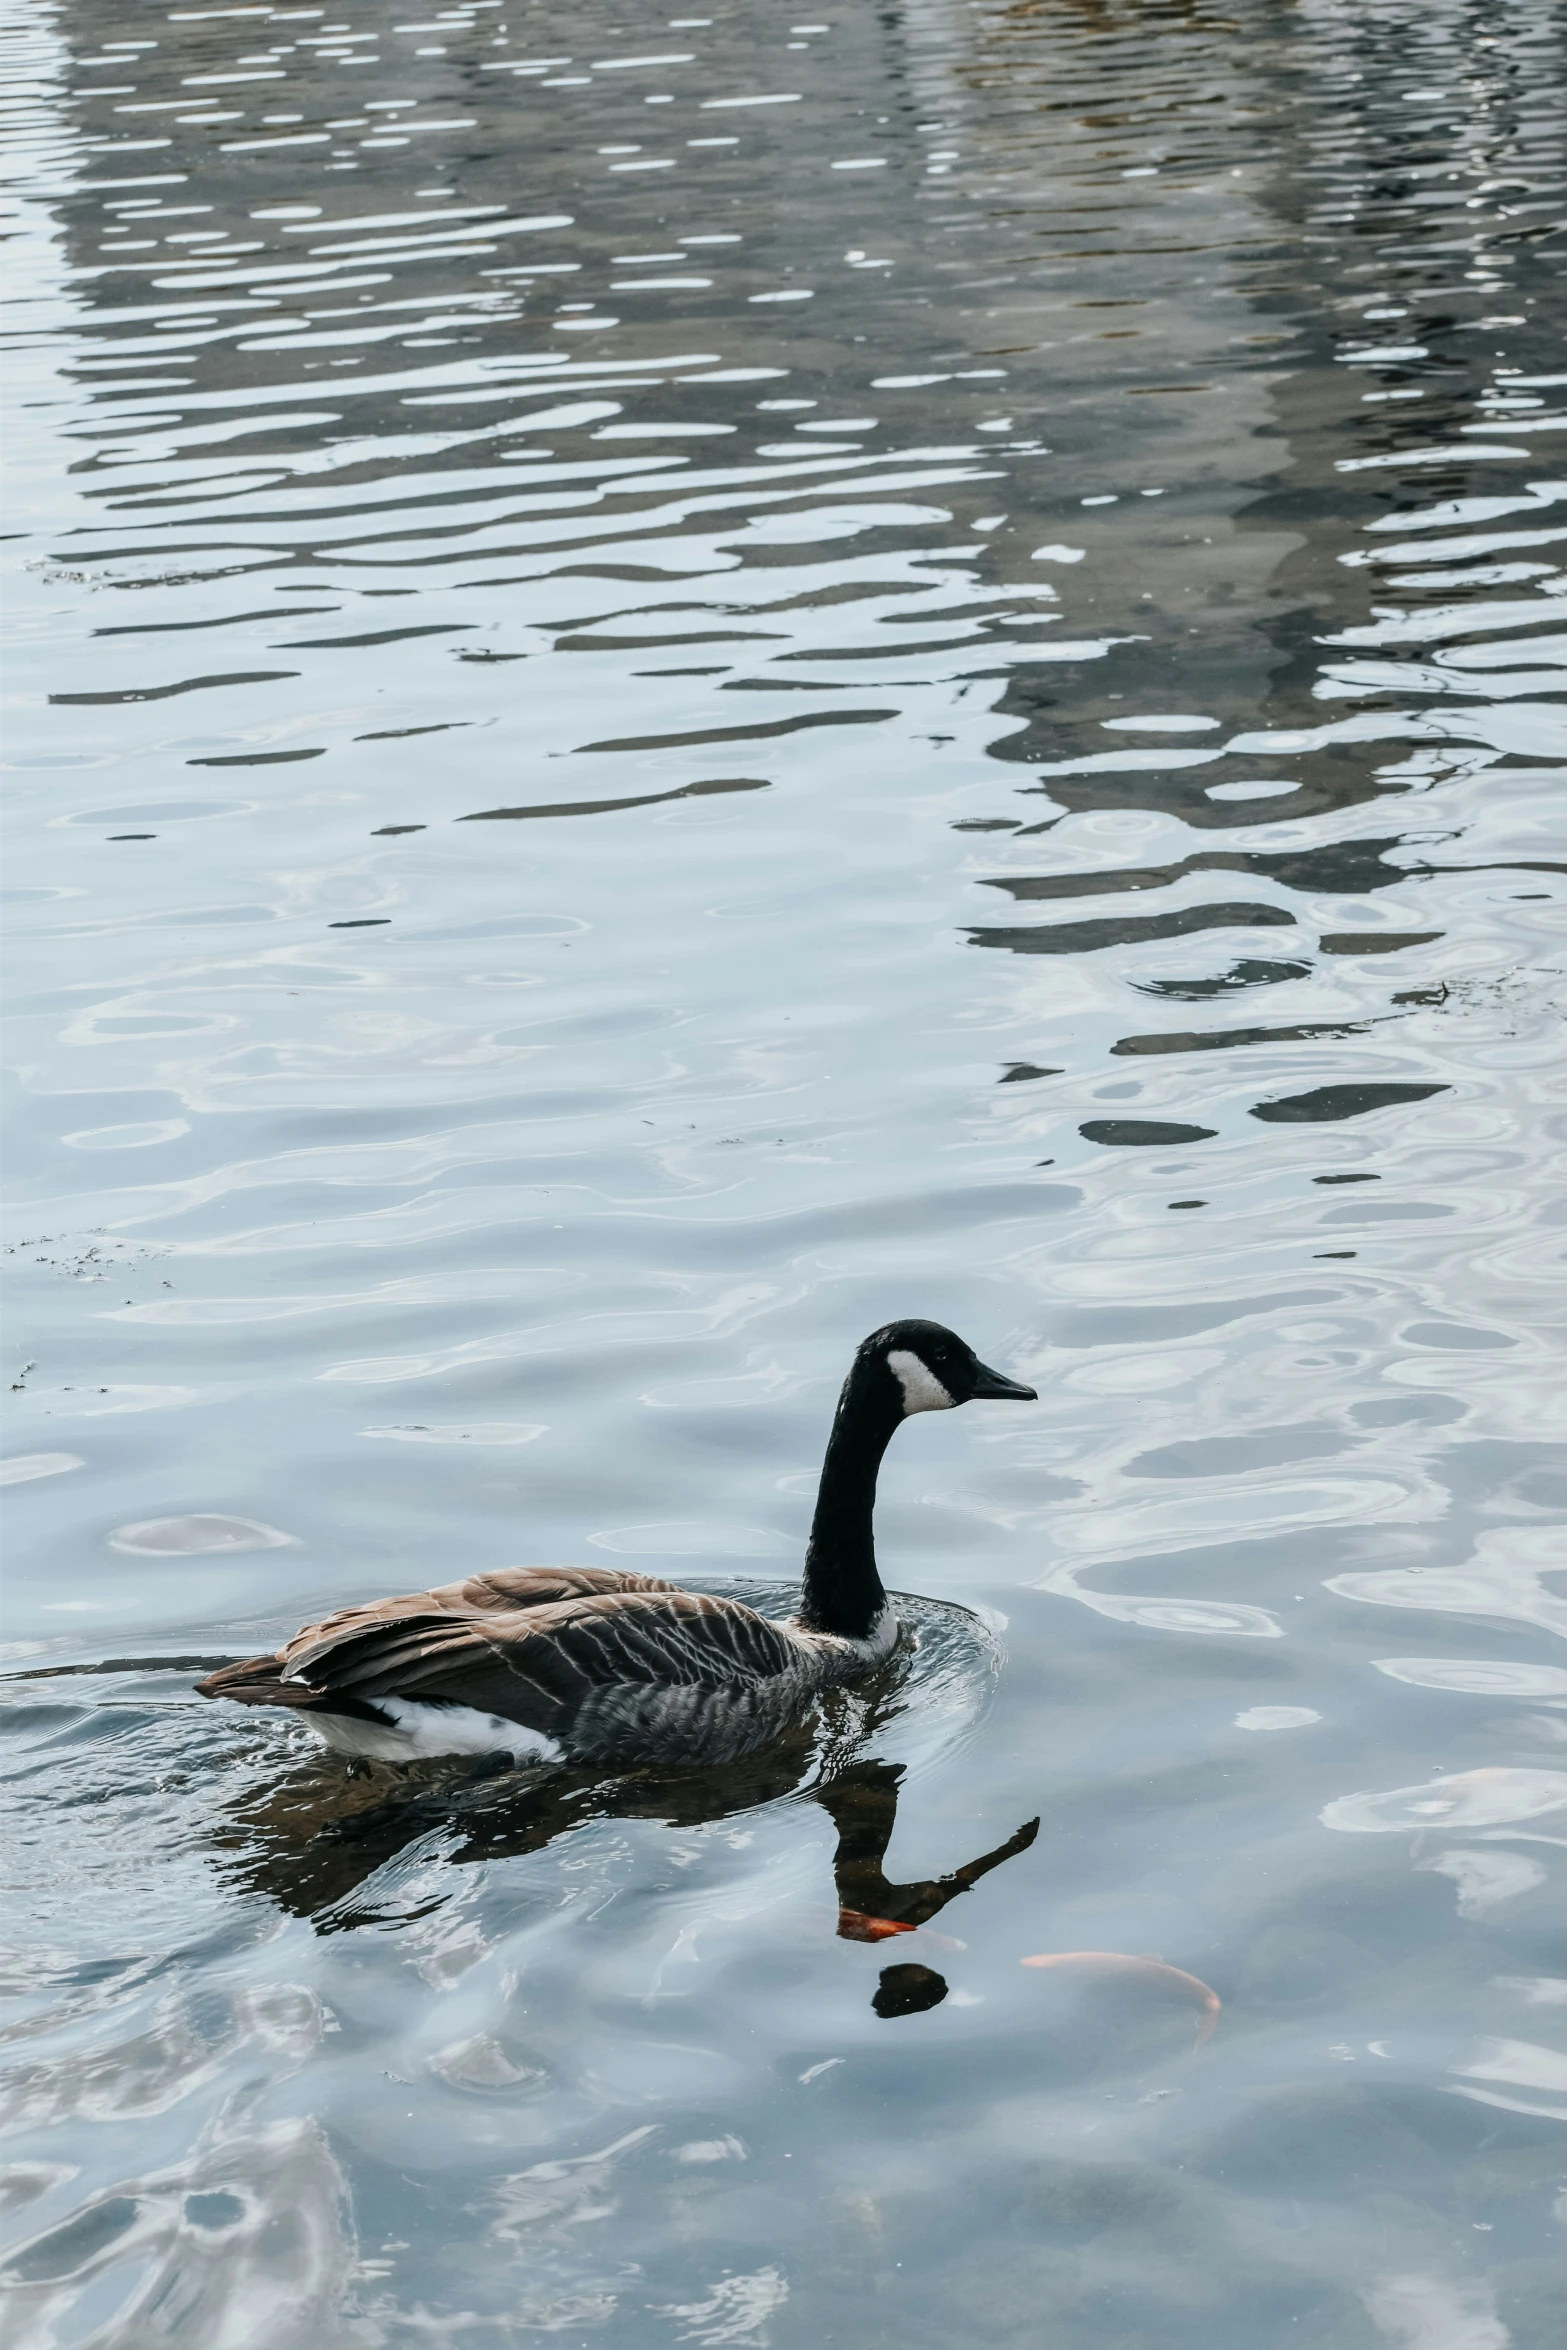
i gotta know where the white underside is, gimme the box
[306,1697,563,1765]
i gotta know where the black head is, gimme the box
[858,1320,1037,1418]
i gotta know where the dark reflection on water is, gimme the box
[4,0,1567,2339]
[217,1723,1039,1995]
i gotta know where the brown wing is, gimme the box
[276,1589,804,1736]
[201,1582,805,1749]
[195,1566,681,1713]
[435,1564,685,1612]
[289,1564,683,1651]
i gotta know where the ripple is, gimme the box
[62,1120,191,1151]
[361,1421,547,1446]
[0,1455,84,1488]
[1327,1528,1567,1641]
[1450,2035,1567,2122]
[1420,1849,1547,1919]
[1040,1565,1283,1640]
[1322,1766,1567,1835]
[106,1516,297,1557]
[1373,1657,1567,1699]
[7,0,1567,2332]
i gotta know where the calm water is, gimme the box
[4,0,1567,2341]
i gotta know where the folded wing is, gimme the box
[199,1578,807,1760]
[197,1566,681,1713]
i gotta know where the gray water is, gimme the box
[3,0,1566,2341]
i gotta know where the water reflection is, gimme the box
[826,1758,1039,1946]
[6,0,1567,2339]
[217,1730,1040,2016]
[220,1714,833,1929]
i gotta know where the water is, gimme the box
[3,0,1566,2339]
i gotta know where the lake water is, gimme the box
[3,0,1566,2342]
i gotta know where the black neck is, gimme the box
[799,1359,901,1639]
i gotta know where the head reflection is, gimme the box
[821,1758,1039,2010]
[218,1730,1037,2010]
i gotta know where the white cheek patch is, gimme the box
[887,1348,956,1415]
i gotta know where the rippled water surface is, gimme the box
[5,0,1567,2341]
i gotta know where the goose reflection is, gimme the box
[215,1711,1038,2010]
[823,1757,1039,2015]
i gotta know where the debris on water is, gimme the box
[1021,1950,1221,2042]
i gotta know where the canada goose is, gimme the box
[197,1320,1036,1768]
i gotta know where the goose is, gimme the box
[197,1320,1036,1769]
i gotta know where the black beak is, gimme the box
[969,1359,1038,1403]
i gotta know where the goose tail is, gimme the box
[197,1653,356,1715]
